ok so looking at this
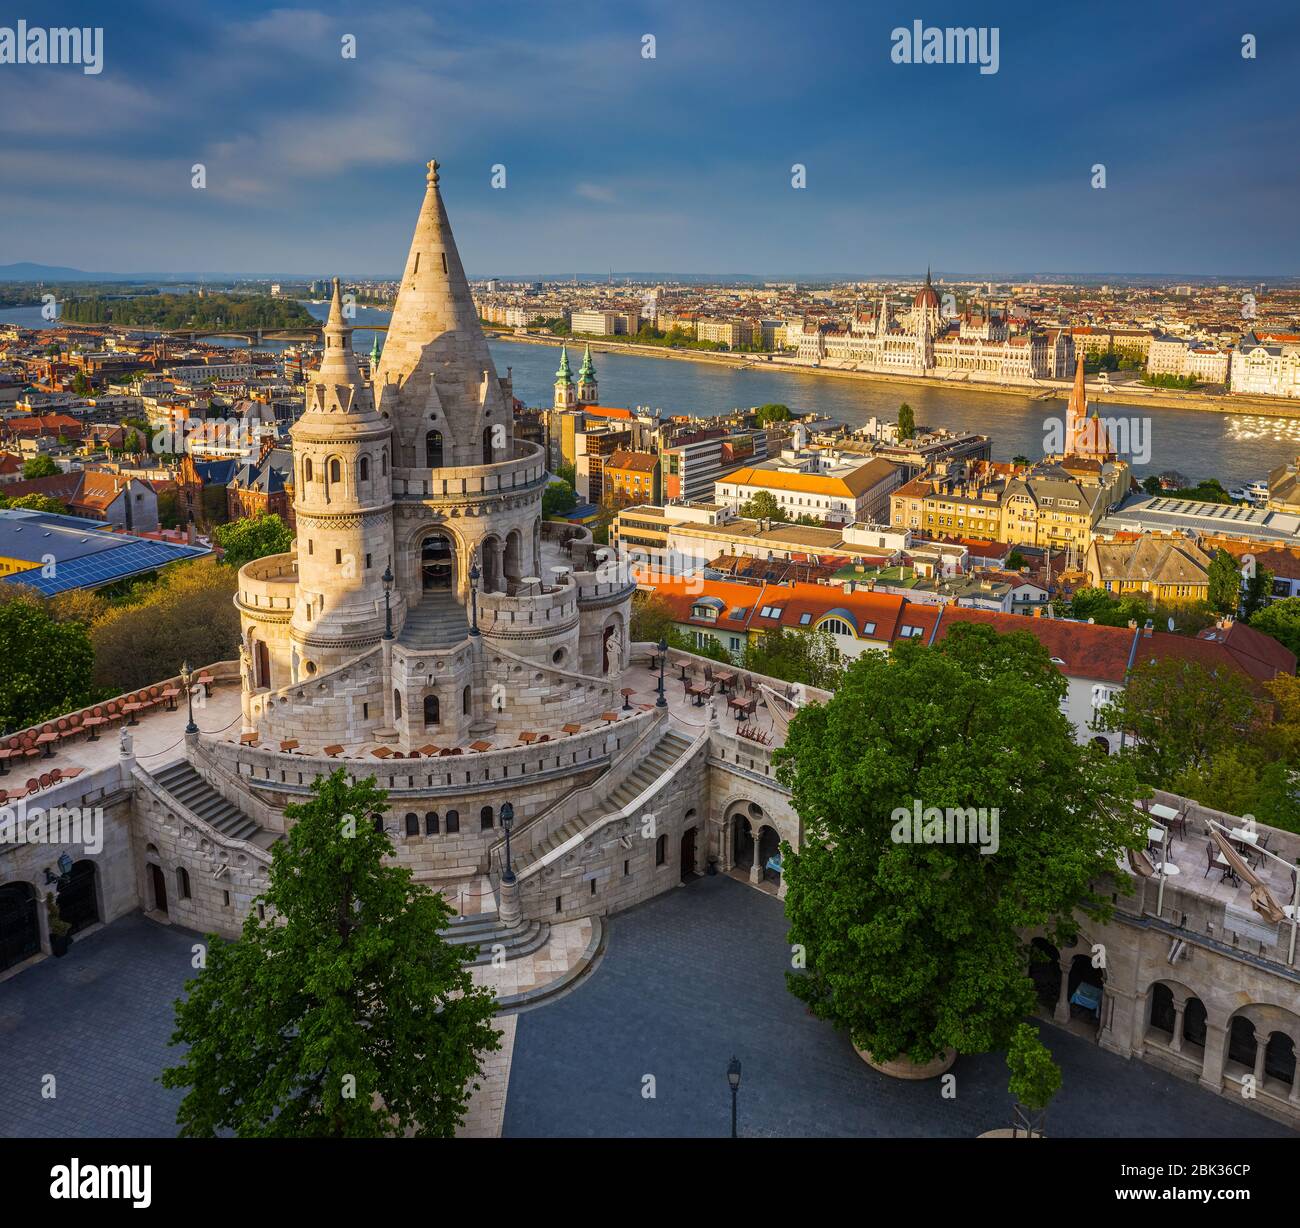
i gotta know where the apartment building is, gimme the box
[603,450,661,505]
[715,452,900,527]
[1232,334,1300,399]
[662,429,767,502]
[570,308,641,336]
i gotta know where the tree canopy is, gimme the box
[738,490,785,522]
[21,454,59,479]
[896,403,916,440]
[0,596,94,733]
[743,626,843,690]
[212,514,293,571]
[1207,548,1242,614]
[542,478,578,519]
[161,770,501,1136]
[776,623,1142,1065]
[1250,597,1300,659]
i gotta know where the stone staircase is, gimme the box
[523,727,693,862]
[441,910,551,967]
[152,762,275,848]
[399,594,470,650]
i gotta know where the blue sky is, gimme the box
[1,0,1297,277]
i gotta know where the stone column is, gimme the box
[718,815,734,873]
[1130,987,1151,1056]
[494,540,507,592]
[1252,1028,1268,1089]
[498,875,521,927]
[1171,998,1187,1055]
[1199,1022,1228,1094]
[748,823,763,885]
[1053,965,1071,1026]
[1289,1055,1300,1105]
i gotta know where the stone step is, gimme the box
[151,762,268,845]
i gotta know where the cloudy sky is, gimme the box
[1,0,1297,277]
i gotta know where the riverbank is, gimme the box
[485,329,1300,420]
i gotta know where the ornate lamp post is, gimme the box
[655,637,668,708]
[727,1057,742,1138]
[180,661,198,735]
[468,560,481,636]
[382,565,394,640]
[500,802,515,885]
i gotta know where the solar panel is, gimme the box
[1,540,210,596]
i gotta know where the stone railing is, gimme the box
[0,763,132,860]
[479,583,578,635]
[393,440,547,501]
[202,706,658,802]
[236,551,298,614]
[133,762,276,865]
[246,644,384,728]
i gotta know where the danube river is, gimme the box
[6,301,1299,489]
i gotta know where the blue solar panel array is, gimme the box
[2,539,211,596]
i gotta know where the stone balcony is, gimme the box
[392,440,547,503]
[236,551,298,616]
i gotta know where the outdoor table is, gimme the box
[1285,906,1299,921]
[1070,983,1103,1017]
[196,673,215,697]
[647,654,662,672]
[600,712,620,724]
[728,696,756,719]
[35,732,58,759]
[371,746,393,759]
[621,687,636,709]
[323,744,343,757]
[677,663,690,682]
[562,723,583,736]
[518,732,539,744]
[81,716,106,742]
[416,744,441,756]
[469,741,493,753]
[1147,826,1169,852]
[686,683,711,707]
[239,732,259,746]
[279,739,299,753]
[122,703,143,727]
[1153,862,1180,877]
[713,670,737,694]
[1149,803,1180,823]
[1229,828,1260,846]
[161,687,181,711]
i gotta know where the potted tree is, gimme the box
[1004,1023,1061,1137]
[46,892,72,957]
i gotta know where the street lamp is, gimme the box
[727,1056,742,1138]
[468,560,481,636]
[655,637,668,708]
[180,661,198,734]
[382,565,394,640]
[500,801,515,885]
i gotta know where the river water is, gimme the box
[6,300,1298,489]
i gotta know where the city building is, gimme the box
[715,452,900,526]
[1231,334,1300,399]
[602,450,661,506]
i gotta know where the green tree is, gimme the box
[161,770,501,1137]
[896,403,915,440]
[1207,548,1242,614]
[1242,567,1275,620]
[21,454,59,479]
[1250,597,1300,659]
[738,490,785,522]
[554,460,577,488]
[1006,550,1027,570]
[1095,658,1264,787]
[776,624,1141,1066]
[212,514,293,570]
[0,493,67,514]
[542,479,578,519]
[0,598,94,733]
[754,403,793,425]
[742,627,843,690]
[1006,1023,1061,1131]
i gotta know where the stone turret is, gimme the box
[373,159,514,470]
[286,277,397,675]
[553,343,576,410]
[577,342,597,405]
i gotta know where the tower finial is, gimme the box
[426,158,440,186]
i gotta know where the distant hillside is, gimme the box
[0,262,139,282]
[61,293,317,330]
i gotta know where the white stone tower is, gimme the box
[287,278,397,678]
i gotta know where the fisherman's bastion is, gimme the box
[3,161,1300,1132]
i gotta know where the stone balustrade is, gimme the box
[393,440,547,501]
[236,551,299,614]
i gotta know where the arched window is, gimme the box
[424,812,439,835]
[405,813,419,836]
[303,457,313,483]
[445,809,460,834]
[382,449,388,476]
[424,694,440,726]
[655,834,667,866]
[373,816,385,834]
[819,618,854,637]
[359,455,370,483]
[483,425,496,464]
[480,805,494,831]
[462,685,471,716]
[176,867,191,900]
[426,429,444,468]
[393,689,403,720]
[329,458,342,484]
[1149,984,1175,1037]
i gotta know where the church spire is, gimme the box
[555,344,573,384]
[316,276,363,388]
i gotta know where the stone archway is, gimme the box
[505,529,524,589]
[0,880,40,971]
[421,532,454,591]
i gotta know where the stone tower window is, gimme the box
[359,456,370,483]
[329,458,342,485]
[404,813,419,836]
[424,694,440,727]
[426,430,444,468]
[445,810,460,834]
[304,457,313,483]
[424,812,439,835]
[480,806,494,831]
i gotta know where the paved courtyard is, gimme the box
[0,879,1294,1138]
[503,875,1296,1138]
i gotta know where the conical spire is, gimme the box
[555,344,573,384]
[317,276,362,386]
[578,342,596,382]
[1067,353,1087,420]
[372,159,509,464]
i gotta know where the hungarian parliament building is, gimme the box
[786,272,1076,384]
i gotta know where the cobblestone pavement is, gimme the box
[503,874,1297,1138]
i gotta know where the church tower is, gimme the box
[373,160,514,471]
[553,344,577,410]
[577,343,598,405]
[1063,354,1114,460]
[287,278,396,677]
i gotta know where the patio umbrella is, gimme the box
[1210,830,1286,924]
[1127,847,1156,878]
